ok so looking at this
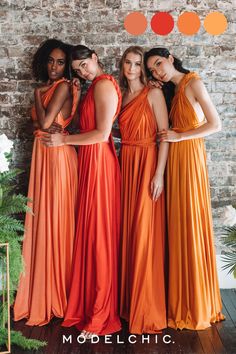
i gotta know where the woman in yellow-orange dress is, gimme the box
[145,47,225,330]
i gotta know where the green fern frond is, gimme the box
[0,329,47,350]
[0,194,32,215]
[0,215,24,232]
[0,168,22,184]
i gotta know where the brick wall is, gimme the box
[0,0,235,252]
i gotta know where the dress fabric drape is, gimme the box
[62,74,122,335]
[14,79,78,326]
[119,87,167,334]
[167,72,225,330]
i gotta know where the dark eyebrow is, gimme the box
[125,59,141,64]
[78,60,86,67]
[148,59,160,70]
[48,55,65,61]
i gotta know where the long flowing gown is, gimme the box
[119,87,167,334]
[62,74,122,335]
[167,72,225,330]
[14,78,78,326]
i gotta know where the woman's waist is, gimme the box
[121,134,157,147]
[34,129,69,137]
[171,121,204,132]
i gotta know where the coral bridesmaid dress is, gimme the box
[62,74,122,335]
[119,87,167,334]
[167,72,225,330]
[14,79,78,326]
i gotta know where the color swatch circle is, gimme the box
[177,12,201,35]
[124,12,148,35]
[151,12,174,35]
[204,12,228,35]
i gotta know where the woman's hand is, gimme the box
[158,129,182,142]
[148,79,164,90]
[150,174,164,201]
[72,78,81,91]
[43,122,63,134]
[41,133,66,147]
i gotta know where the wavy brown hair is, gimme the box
[119,46,147,91]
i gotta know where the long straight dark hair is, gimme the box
[144,47,190,112]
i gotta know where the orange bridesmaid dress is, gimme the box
[62,74,122,335]
[167,72,225,330]
[119,87,167,334]
[14,79,78,326]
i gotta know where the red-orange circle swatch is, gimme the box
[177,12,201,35]
[151,12,174,35]
[124,12,148,35]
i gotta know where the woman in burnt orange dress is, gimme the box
[118,46,169,334]
[14,39,78,326]
[43,45,122,338]
[145,47,225,330]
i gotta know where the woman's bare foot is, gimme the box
[81,330,97,340]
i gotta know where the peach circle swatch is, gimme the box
[151,12,174,35]
[204,12,228,35]
[177,12,201,35]
[124,12,148,35]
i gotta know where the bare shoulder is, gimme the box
[148,87,164,103]
[54,81,71,96]
[188,77,205,93]
[94,78,117,96]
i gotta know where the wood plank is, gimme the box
[214,299,236,353]
[221,289,236,327]
[8,289,236,354]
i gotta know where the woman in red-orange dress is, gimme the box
[43,45,122,338]
[14,39,78,326]
[118,47,169,334]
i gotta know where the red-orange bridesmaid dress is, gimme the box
[167,72,225,330]
[14,79,78,326]
[119,87,167,334]
[62,74,122,335]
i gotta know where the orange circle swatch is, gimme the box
[177,12,201,35]
[124,12,148,35]
[204,12,227,35]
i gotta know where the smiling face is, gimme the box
[123,52,142,82]
[47,48,66,82]
[146,54,175,82]
[72,53,99,81]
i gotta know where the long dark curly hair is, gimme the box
[32,38,73,82]
[144,47,190,112]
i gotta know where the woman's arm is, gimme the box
[42,79,119,146]
[34,81,72,129]
[148,88,169,201]
[158,79,221,142]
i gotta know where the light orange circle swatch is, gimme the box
[177,12,201,35]
[124,12,148,35]
[204,12,228,35]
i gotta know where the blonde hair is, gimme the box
[119,46,147,91]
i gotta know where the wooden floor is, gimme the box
[6,289,236,354]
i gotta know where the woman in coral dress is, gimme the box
[145,47,225,330]
[14,39,78,326]
[43,45,122,338]
[118,47,169,334]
